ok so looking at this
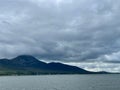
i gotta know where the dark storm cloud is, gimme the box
[0,0,120,67]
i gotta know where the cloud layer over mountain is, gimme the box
[0,0,120,72]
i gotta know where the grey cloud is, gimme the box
[0,0,120,67]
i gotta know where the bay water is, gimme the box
[0,74,119,90]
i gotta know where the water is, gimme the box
[0,74,120,90]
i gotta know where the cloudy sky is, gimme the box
[0,0,120,72]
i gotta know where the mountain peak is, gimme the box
[12,55,39,62]
[16,55,35,58]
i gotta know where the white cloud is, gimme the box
[65,62,120,73]
[104,51,120,61]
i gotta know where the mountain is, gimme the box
[0,55,109,75]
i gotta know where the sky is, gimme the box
[0,0,120,72]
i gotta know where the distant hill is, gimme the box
[0,55,109,75]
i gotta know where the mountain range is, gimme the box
[0,55,108,75]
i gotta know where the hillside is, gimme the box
[0,55,108,75]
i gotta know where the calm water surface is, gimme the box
[0,74,120,90]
